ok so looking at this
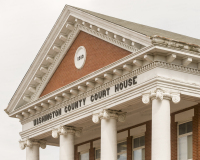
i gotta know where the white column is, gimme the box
[142,87,180,160]
[19,139,46,160]
[92,109,126,160]
[52,126,82,160]
[26,144,39,160]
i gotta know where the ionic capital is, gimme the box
[142,87,180,104]
[52,125,82,138]
[19,138,46,150]
[92,109,126,124]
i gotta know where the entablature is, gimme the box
[8,44,200,121]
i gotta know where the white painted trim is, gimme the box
[19,75,200,139]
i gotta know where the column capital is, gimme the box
[92,109,126,124]
[142,87,180,104]
[19,138,46,150]
[52,125,82,138]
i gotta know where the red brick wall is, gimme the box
[193,105,200,160]
[145,121,151,160]
[171,113,177,160]
[89,141,95,160]
[40,31,131,97]
[74,146,79,160]
[127,136,133,160]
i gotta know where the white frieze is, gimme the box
[19,138,46,150]
[92,109,126,124]
[52,125,82,138]
[142,87,181,104]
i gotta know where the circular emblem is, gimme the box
[74,46,87,69]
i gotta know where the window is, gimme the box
[117,141,127,160]
[95,149,100,160]
[80,151,89,160]
[178,121,193,160]
[133,136,145,160]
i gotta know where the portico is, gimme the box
[5,4,200,160]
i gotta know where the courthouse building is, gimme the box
[5,5,200,160]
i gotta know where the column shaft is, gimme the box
[101,118,117,160]
[152,99,170,160]
[60,134,74,160]
[26,145,39,160]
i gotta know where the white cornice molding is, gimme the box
[8,42,200,119]
[17,60,200,124]
[151,35,200,54]
[19,75,200,140]
[68,7,152,46]
[77,24,138,52]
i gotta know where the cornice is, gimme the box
[19,60,200,125]
[151,35,200,55]
[77,24,138,52]
[68,7,152,46]
[19,75,200,139]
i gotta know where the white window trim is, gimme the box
[177,120,193,160]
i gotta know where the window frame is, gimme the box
[95,148,101,160]
[177,120,193,160]
[79,150,90,160]
[132,134,145,160]
[117,139,127,157]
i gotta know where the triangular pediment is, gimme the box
[40,31,131,97]
[6,5,151,115]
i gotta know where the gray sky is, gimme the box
[1,0,200,159]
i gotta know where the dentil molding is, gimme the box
[20,60,200,125]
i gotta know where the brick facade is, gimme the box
[40,31,131,97]
[145,121,151,160]
[171,113,177,160]
[89,141,95,160]
[127,135,133,160]
[193,104,200,160]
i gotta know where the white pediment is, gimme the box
[6,5,151,115]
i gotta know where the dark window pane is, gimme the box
[187,121,192,133]
[134,138,139,148]
[117,141,127,153]
[140,136,145,146]
[134,136,145,148]
[95,149,100,159]
[179,123,186,135]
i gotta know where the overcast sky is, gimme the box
[1,0,200,159]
